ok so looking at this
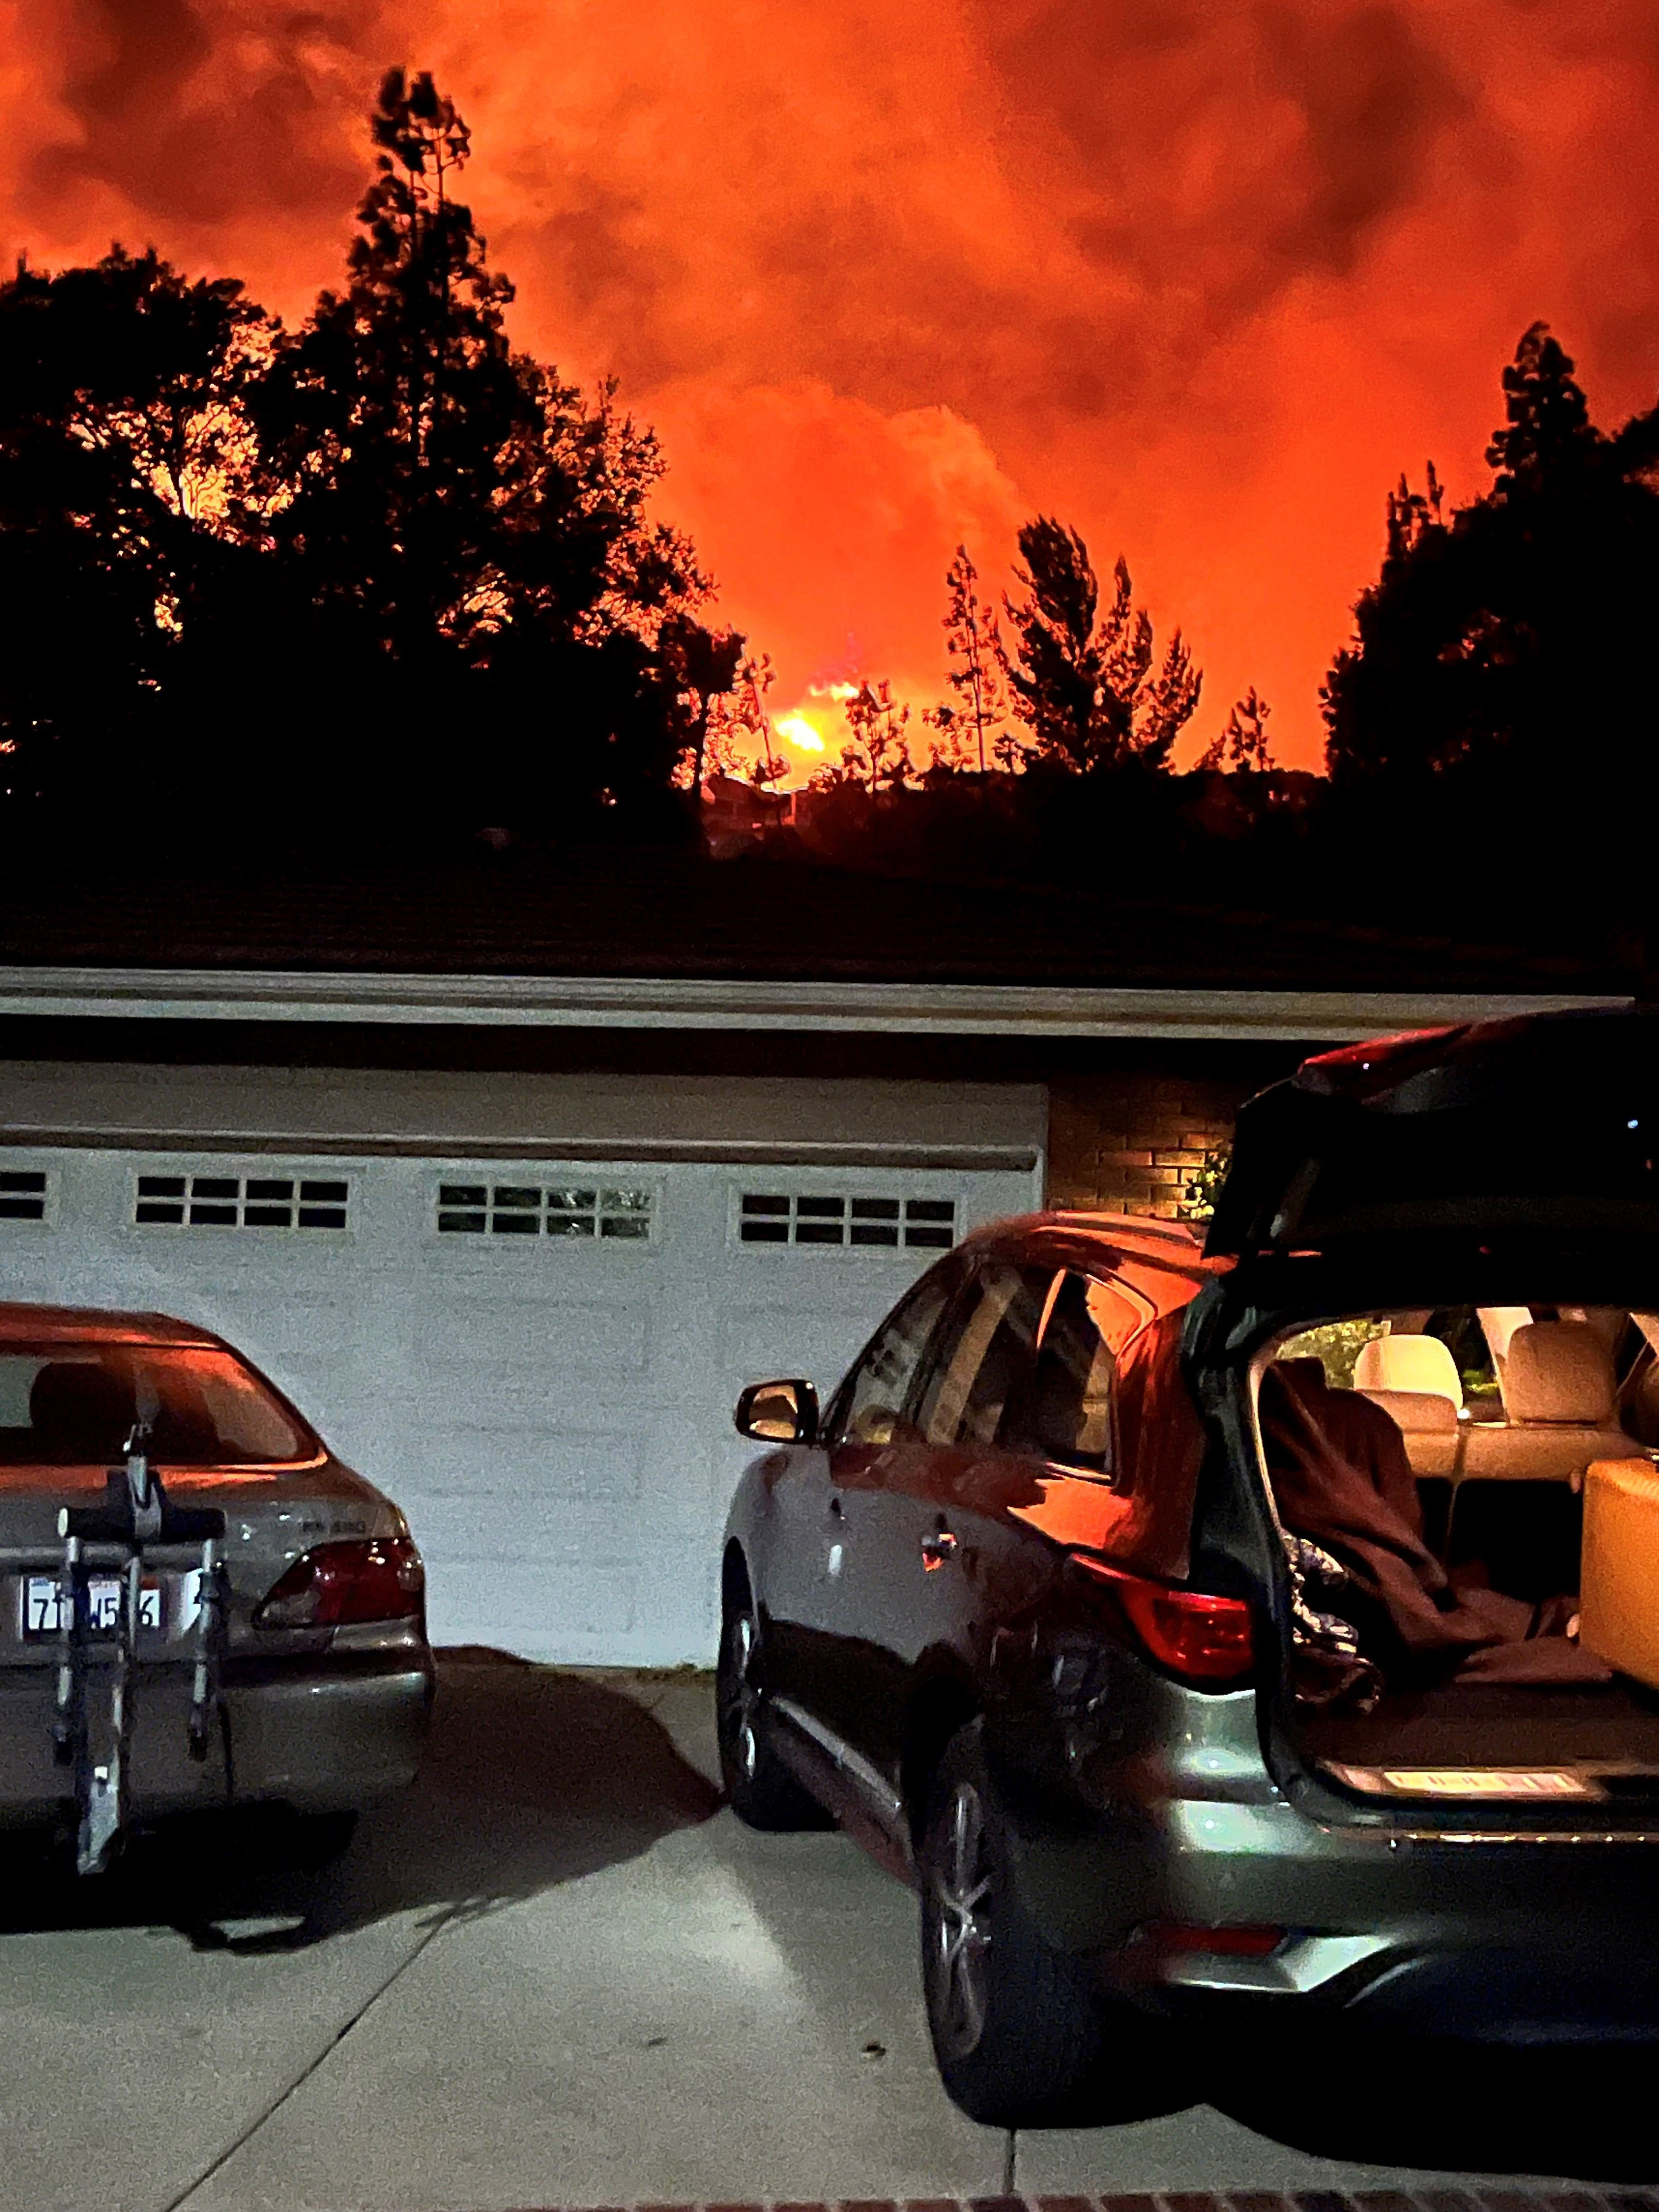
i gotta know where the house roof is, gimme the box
[0,847,1627,994]
[0,849,1633,1046]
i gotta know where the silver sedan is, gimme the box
[0,1301,433,1870]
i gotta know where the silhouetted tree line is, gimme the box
[763,325,1659,970]
[773,518,1305,906]
[0,72,740,858]
[5,63,1654,979]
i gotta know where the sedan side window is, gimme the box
[1005,1271,1118,1479]
[916,1265,1055,1449]
[834,1268,958,1446]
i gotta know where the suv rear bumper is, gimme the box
[1149,1925,1659,2043]
[1005,1697,1659,2042]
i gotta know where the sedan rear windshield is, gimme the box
[0,1344,313,1466]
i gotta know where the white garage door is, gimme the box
[0,1127,1039,1664]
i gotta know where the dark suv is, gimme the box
[718,1008,1659,2123]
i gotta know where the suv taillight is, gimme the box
[254,1538,424,1629]
[1068,1552,1255,1687]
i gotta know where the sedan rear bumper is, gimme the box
[225,1657,434,1814]
[0,1656,433,1828]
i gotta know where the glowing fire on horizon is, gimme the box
[774,711,827,753]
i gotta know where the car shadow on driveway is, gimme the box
[1135,2017,1659,2184]
[0,1652,721,1952]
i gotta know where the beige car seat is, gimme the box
[1460,1319,1632,1481]
[1354,1333,1463,1407]
[1354,1334,1463,1478]
[1479,1306,1533,1372]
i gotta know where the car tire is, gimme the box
[716,1584,832,1831]
[919,1720,1116,2126]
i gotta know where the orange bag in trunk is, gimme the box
[1580,1459,1659,1691]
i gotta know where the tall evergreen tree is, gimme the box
[253,71,524,664]
[999,517,1199,774]
[252,67,734,832]
[1321,323,1659,946]
[1325,324,1659,805]
[1486,323,1602,495]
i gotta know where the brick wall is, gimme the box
[1047,1067,1264,1219]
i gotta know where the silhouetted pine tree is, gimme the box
[999,518,1199,774]
[1198,687,1276,773]
[254,69,734,835]
[835,680,914,794]
[922,544,1017,775]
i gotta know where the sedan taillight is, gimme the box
[1067,1551,1256,1687]
[254,1538,424,1629]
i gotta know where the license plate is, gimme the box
[22,1575,163,1638]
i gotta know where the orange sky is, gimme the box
[5,0,1658,769]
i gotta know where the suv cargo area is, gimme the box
[1253,1301,1659,1821]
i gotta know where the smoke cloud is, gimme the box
[7,0,1659,763]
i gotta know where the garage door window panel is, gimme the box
[738,1190,957,1251]
[0,1170,52,1224]
[435,1183,656,1240]
[135,1173,349,1232]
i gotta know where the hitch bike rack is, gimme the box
[51,1425,229,1875]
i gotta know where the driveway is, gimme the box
[0,1656,1654,2212]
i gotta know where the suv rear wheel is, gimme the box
[716,1581,831,1831]
[919,1721,1114,2124]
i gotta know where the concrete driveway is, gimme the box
[0,1655,1655,2212]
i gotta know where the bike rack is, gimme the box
[52,1425,229,1876]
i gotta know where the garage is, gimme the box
[0,853,1613,1666]
[0,1064,1043,1664]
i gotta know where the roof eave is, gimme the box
[0,968,1633,1043]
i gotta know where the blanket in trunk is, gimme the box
[1260,1359,1610,1687]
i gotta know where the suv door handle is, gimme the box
[920,1529,959,1570]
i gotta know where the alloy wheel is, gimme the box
[720,1607,762,1782]
[928,1779,994,2061]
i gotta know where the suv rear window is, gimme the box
[0,1344,312,1466]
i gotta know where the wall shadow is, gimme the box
[0,1652,722,1950]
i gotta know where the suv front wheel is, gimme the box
[919,1720,1116,2124]
[715,1581,832,1831]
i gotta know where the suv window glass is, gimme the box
[834,1269,957,1446]
[1005,1271,1117,1476]
[916,1264,1055,1448]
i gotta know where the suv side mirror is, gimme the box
[735,1378,820,1445]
